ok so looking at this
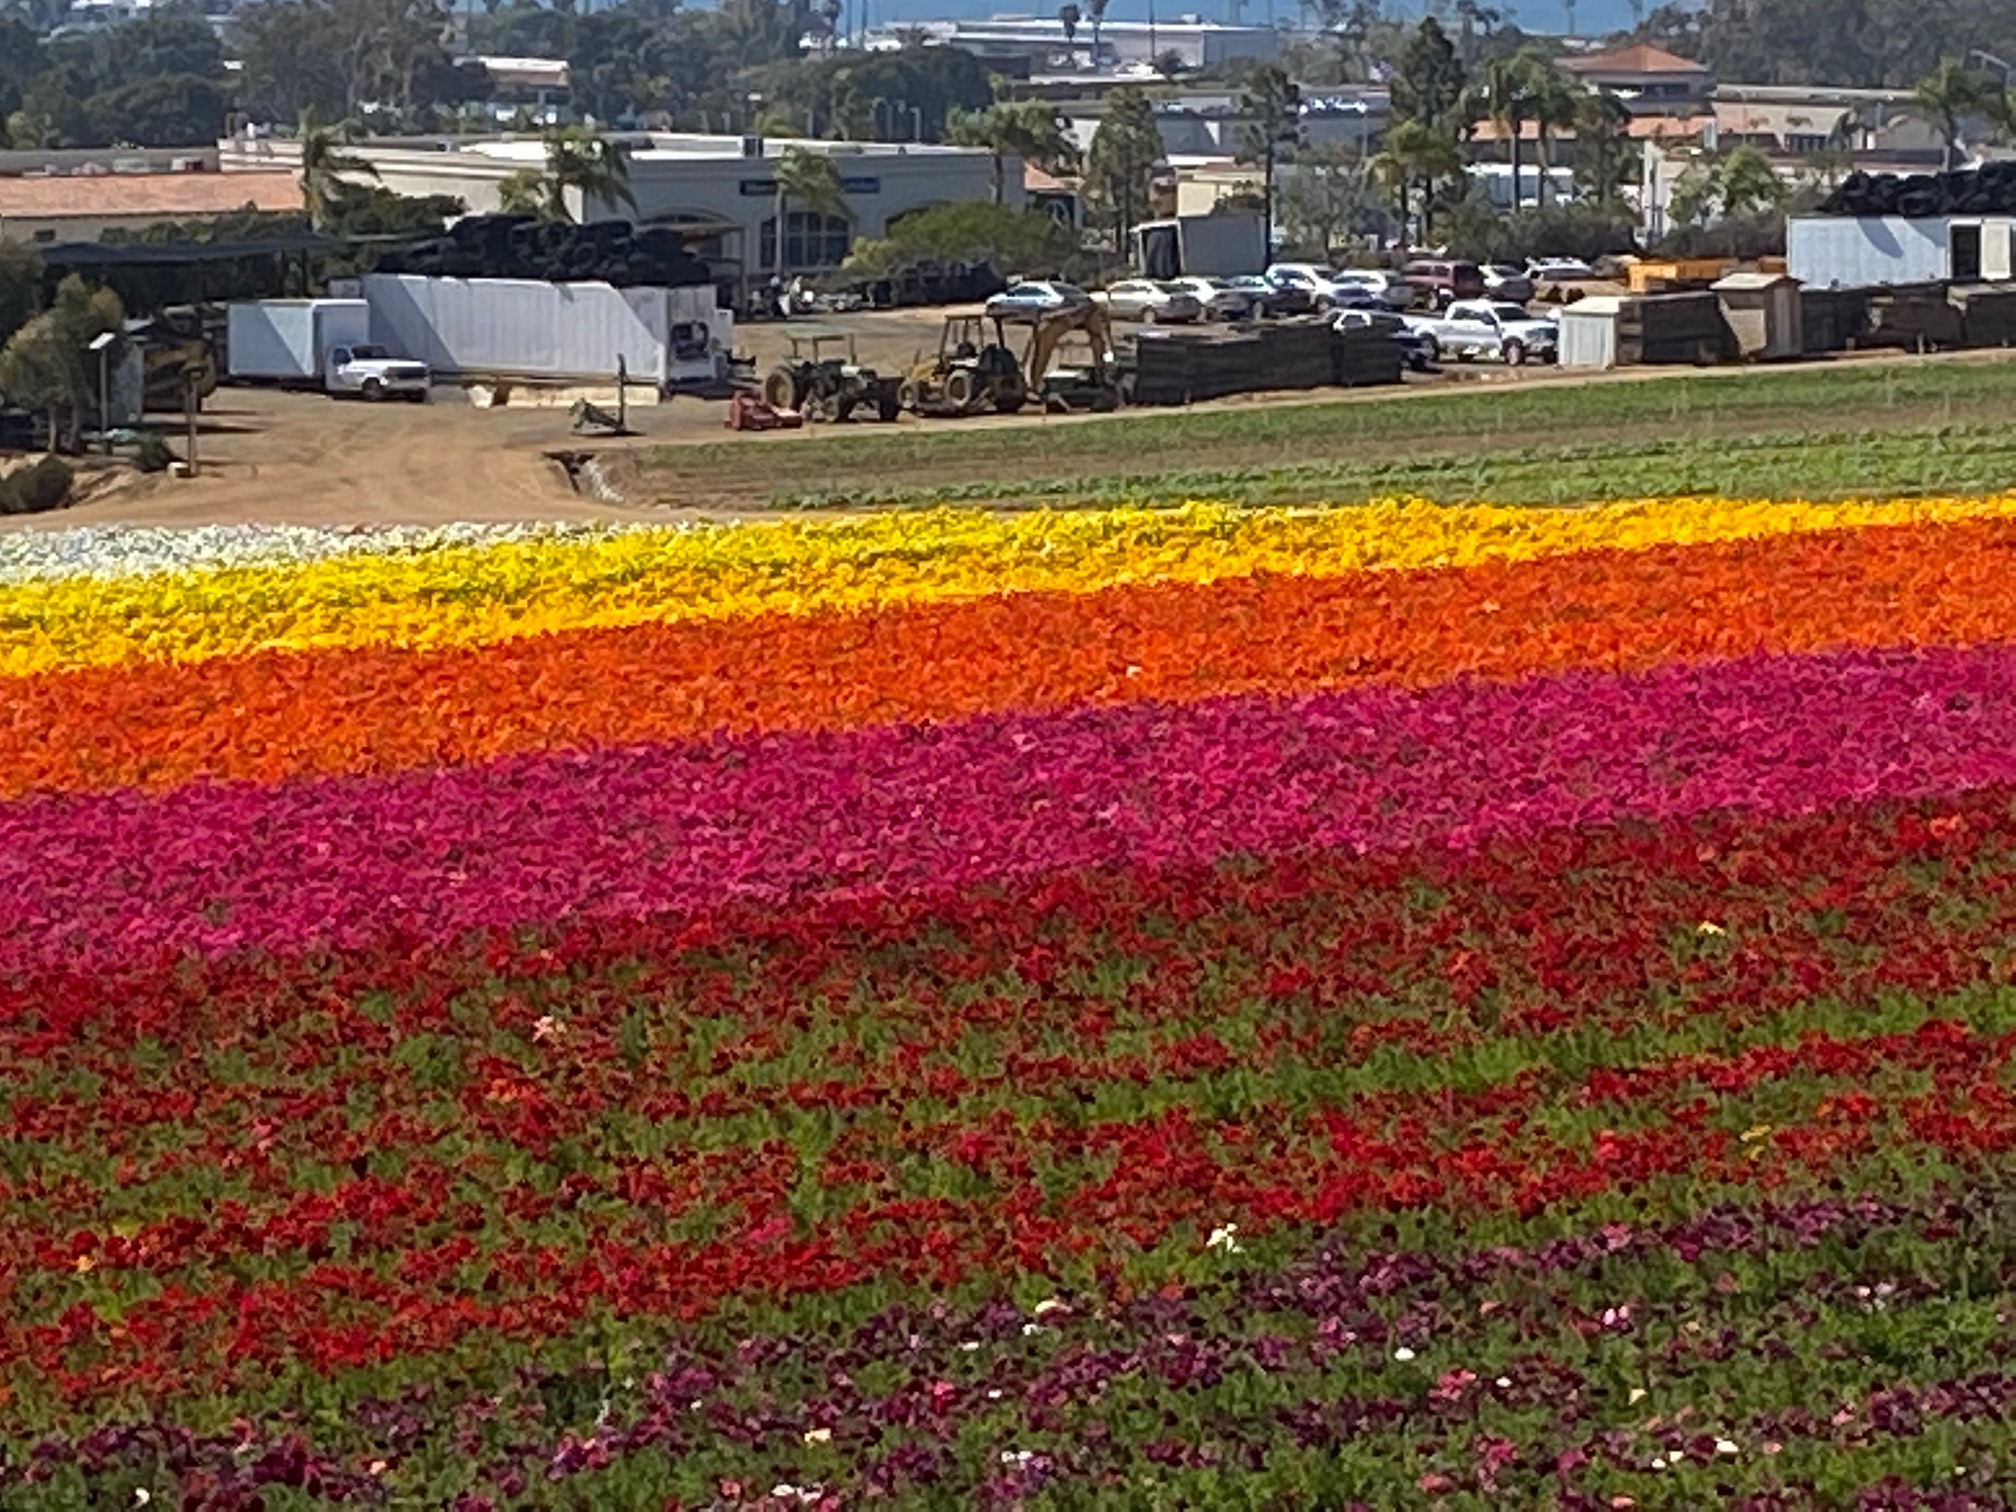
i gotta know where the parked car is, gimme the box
[1164,275,1257,321]
[1527,257,1596,282]
[326,343,430,401]
[984,280,1092,318]
[1225,273,1311,316]
[1402,299,1558,365]
[1264,263,1380,312]
[1096,278,1205,323]
[1334,306,1435,371]
[1481,263,1536,301]
[1401,258,1487,309]
[1333,269,1417,309]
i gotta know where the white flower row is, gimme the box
[0,520,688,585]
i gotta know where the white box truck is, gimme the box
[226,300,368,385]
[1132,214,1269,279]
[225,299,431,400]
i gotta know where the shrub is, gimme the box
[0,455,74,515]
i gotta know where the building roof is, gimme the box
[0,169,300,220]
[1563,44,1710,76]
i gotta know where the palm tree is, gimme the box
[545,127,637,222]
[771,146,852,279]
[1479,53,1534,210]
[497,169,548,216]
[1915,58,2009,172]
[1528,60,1581,208]
[1571,86,1633,205]
[1372,118,1461,243]
[297,109,378,232]
[947,101,1079,204]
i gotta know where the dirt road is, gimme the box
[6,312,2014,532]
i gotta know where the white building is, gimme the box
[219,130,1011,287]
[873,16,1279,74]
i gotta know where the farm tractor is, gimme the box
[759,330,901,423]
[899,314,1027,416]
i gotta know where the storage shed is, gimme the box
[1557,296,1623,369]
[1712,271,1803,359]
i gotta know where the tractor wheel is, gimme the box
[897,379,923,412]
[835,395,857,423]
[944,369,978,411]
[876,392,901,422]
[762,367,802,411]
[802,394,832,423]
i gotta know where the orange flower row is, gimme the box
[5,515,2013,801]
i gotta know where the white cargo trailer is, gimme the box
[1133,215,1268,278]
[358,275,729,389]
[226,299,369,384]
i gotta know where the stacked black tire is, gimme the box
[376,216,712,287]
[1818,164,2016,218]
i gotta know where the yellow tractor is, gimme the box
[898,314,1027,416]
[1021,304,1120,413]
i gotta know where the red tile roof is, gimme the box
[1563,44,1710,76]
[0,170,301,220]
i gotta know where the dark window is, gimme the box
[1953,223,1983,282]
[758,212,851,271]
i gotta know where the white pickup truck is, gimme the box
[326,343,431,402]
[1402,300,1559,366]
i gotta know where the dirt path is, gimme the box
[6,330,2014,532]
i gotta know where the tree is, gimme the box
[1275,139,1372,257]
[547,128,638,220]
[298,111,380,232]
[497,170,550,217]
[84,75,228,148]
[1478,51,1535,210]
[1668,143,1785,227]
[1085,85,1162,254]
[1527,56,1580,207]
[1915,58,2011,172]
[1238,64,1302,258]
[771,145,852,277]
[947,100,1079,205]
[1571,87,1634,206]
[1372,116,1462,242]
[844,201,1081,279]
[1391,18,1468,136]
[0,276,122,453]
[0,244,42,353]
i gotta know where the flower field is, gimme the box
[6,499,2016,1507]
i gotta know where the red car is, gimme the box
[1402,258,1486,309]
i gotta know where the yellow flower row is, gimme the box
[8,494,2016,677]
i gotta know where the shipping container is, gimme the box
[1782,216,2016,288]
[225,300,369,383]
[359,275,729,388]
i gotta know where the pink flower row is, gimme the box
[1,643,2010,972]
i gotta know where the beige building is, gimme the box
[0,169,301,245]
